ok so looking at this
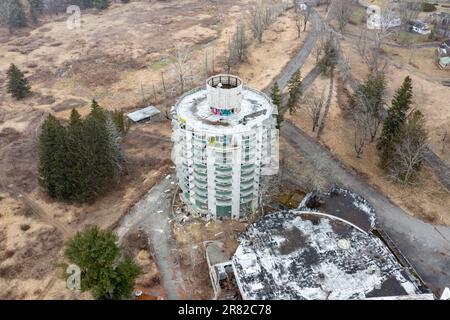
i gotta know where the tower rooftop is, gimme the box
[174,76,275,135]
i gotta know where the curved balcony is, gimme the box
[193,169,207,177]
[241,169,255,178]
[240,188,255,198]
[193,166,207,174]
[240,193,254,203]
[215,180,232,188]
[215,178,232,187]
[216,189,232,197]
[193,178,206,188]
[241,178,255,187]
[194,161,206,168]
[194,188,208,198]
[240,183,254,192]
[215,166,232,173]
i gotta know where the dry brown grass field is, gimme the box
[0,0,303,299]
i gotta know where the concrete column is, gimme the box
[252,126,263,212]
[206,142,216,219]
[185,129,195,206]
[231,134,242,220]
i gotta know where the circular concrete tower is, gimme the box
[171,74,279,220]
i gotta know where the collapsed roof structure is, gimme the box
[232,210,430,300]
[205,189,433,300]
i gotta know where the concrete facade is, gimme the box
[171,75,279,220]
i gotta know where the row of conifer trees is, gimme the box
[38,100,127,203]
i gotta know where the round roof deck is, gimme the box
[232,211,421,300]
[174,83,275,135]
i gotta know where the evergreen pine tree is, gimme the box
[28,0,44,24]
[270,82,282,109]
[7,64,31,99]
[37,101,125,203]
[64,227,141,300]
[350,72,386,142]
[65,109,85,201]
[287,70,302,114]
[317,39,337,75]
[7,0,27,31]
[377,76,414,169]
[38,114,67,199]
[389,110,428,183]
[276,112,284,130]
[106,113,126,178]
[80,99,115,201]
[93,0,110,10]
[110,110,128,134]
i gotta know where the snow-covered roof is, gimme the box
[205,241,231,266]
[127,106,161,122]
[174,85,275,135]
[232,211,422,300]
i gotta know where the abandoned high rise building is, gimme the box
[171,74,279,220]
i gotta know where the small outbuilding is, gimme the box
[127,105,162,123]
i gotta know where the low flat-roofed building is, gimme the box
[232,210,430,300]
[127,105,161,123]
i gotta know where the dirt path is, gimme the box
[115,173,187,300]
[264,8,324,92]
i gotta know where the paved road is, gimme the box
[264,9,324,92]
[115,173,186,300]
[281,122,450,294]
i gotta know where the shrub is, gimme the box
[422,3,437,12]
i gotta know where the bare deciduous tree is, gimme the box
[398,0,422,31]
[330,0,353,33]
[232,23,249,63]
[224,23,249,73]
[304,152,336,192]
[313,34,327,63]
[373,5,399,50]
[0,0,26,33]
[171,44,193,94]
[42,0,70,15]
[303,89,325,132]
[357,29,388,75]
[302,5,311,32]
[350,72,386,142]
[247,0,274,43]
[294,12,305,38]
[351,108,367,158]
[389,111,428,184]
